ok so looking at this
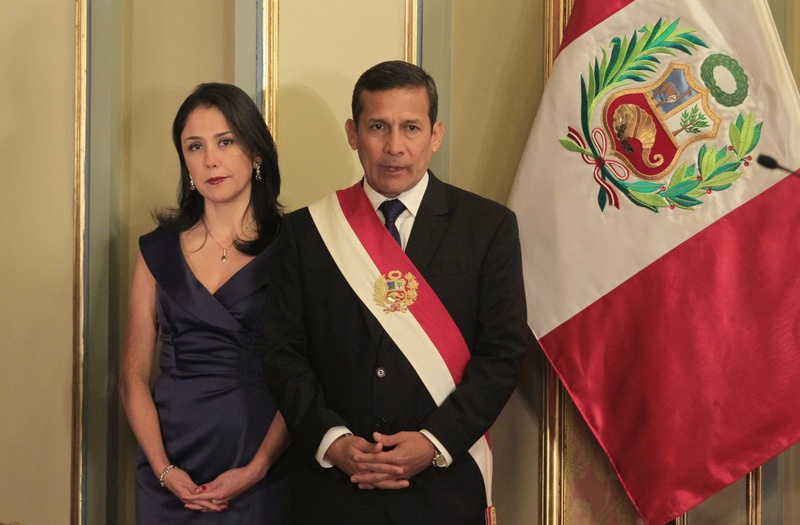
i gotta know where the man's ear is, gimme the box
[430,120,445,153]
[345,119,358,151]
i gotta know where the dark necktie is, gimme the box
[378,199,406,246]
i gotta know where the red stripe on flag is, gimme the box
[541,176,800,524]
[336,184,471,383]
[560,0,635,51]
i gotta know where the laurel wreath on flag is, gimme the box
[559,18,762,212]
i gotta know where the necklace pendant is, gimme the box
[221,248,228,263]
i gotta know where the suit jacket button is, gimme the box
[376,367,386,378]
[375,417,387,430]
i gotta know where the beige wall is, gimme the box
[276,1,406,211]
[0,1,76,523]
[449,1,544,204]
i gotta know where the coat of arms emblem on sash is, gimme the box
[374,270,419,313]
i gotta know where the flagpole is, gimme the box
[540,359,566,525]
[747,468,762,525]
[540,2,570,516]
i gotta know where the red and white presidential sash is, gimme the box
[308,182,495,520]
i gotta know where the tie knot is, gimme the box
[379,199,406,224]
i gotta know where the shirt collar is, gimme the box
[363,172,429,217]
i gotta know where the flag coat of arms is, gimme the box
[509,0,800,523]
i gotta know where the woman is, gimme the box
[120,83,289,523]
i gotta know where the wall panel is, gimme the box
[0,1,76,523]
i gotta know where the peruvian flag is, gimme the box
[509,0,800,523]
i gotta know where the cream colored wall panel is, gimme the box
[781,0,800,78]
[450,0,544,206]
[0,1,76,523]
[277,1,406,211]
[491,352,543,524]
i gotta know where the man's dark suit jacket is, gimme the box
[262,174,528,525]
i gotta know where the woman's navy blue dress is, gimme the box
[135,228,288,524]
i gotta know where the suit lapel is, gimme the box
[406,173,449,272]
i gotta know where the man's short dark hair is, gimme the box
[351,60,438,127]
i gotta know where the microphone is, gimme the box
[757,154,800,175]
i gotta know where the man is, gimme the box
[262,60,528,525]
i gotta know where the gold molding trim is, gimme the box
[540,4,570,522]
[747,468,761,525]
[71,0,88,523]
[261,0,279,136]
[405,0,419,64]
[785,0,800,81]
[541,5,569,520]
[544,0,573,79]
[540,364,566,525]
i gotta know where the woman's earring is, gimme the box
[255,164,262,181]
[189,176,196,191]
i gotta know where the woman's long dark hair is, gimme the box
[155,82,282,254]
